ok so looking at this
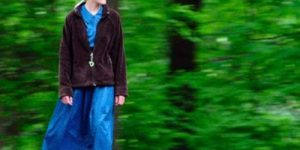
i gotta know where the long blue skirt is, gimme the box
[41,85,115,150]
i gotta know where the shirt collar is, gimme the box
[74,1,110,19]
[82,4,103,17]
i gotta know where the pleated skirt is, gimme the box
[41,85,115,150]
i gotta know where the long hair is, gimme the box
[74,0,85,8]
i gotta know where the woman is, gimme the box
[42,0,128,149]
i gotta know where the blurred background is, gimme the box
[0,0,299,149]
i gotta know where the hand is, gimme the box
[61,96,73,105]
[115,95,125,106]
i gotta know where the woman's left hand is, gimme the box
[115,95,125,106]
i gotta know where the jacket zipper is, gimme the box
[77,17,95,86]
[92,16,107,86]
[77,9,108,87]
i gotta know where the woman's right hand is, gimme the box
[61,96,73,105]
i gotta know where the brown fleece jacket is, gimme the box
[58,2,128,99]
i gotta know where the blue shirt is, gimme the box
[80,4,103,47]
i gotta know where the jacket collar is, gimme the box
[74,1,110,19]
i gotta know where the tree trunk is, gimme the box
[110,1,121,149]
[166,0,202,149]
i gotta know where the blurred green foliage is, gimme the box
[0,0,299,149]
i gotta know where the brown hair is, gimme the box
[74,0,85,8]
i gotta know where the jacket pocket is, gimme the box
[108,55,112,65]
[107,55,114,77]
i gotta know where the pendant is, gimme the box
[89,52,94,67]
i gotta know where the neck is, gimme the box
[85,1,103,13]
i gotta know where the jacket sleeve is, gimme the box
[110,13,128,97]
[58,16,73,99]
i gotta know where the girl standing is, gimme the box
[42,0,128,149]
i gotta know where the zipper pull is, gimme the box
[89,52,95,67]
